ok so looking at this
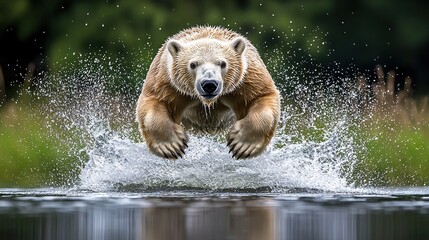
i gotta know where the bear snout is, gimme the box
[202,80,218,93]
[197,79,222,99]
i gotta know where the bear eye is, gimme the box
[220,61,227,69]
[190,62,197,70]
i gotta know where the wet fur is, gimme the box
[136,26,280,159]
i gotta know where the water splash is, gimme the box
[32,50,363,193]
[78,132,352,192]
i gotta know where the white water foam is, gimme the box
[78,128,353,192]
[74,98,357,192]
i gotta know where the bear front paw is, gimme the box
[147,124,188,159]
[226,120,269,159]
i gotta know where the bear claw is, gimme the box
[229,142,263,160]
[148,125,188,160]
[153,141,187,160]
[227,120,268,159]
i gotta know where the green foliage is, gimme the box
[44,0,331,79]
[354,124,429,186]
[0,0,61,39]
[2,0,429,92]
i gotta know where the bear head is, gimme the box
[166,37,247,105]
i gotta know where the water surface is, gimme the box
[1,187,429,240]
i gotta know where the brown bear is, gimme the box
[136,26,280,159]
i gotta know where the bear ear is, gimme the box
[167,40,183,58]
[230,37,246,55]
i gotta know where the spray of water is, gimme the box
[30,44,366,193]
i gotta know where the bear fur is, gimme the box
[136,26,280,159]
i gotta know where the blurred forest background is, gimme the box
[0,0,428,187]
[1,0,429,96]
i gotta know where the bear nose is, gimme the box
[201,80,218,94]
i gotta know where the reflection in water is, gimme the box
[142,201,274,240]
[1,193,429,240]
[0,197,275,240]
[278,200,429,240]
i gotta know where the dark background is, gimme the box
[1,0,428,97]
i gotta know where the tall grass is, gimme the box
[354,65,429,186]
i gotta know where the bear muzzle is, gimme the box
[196,79,222,100]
